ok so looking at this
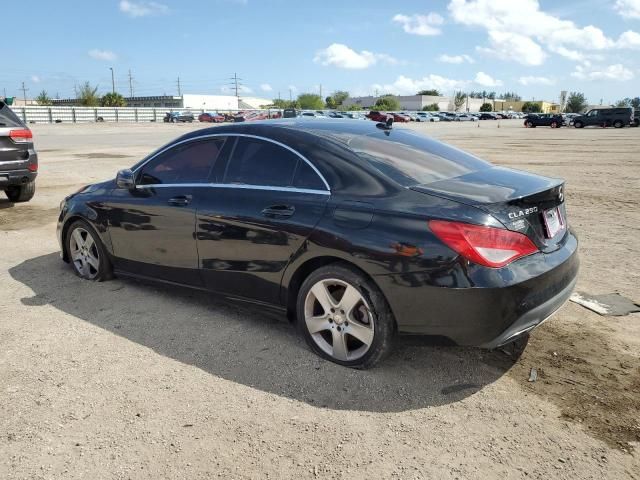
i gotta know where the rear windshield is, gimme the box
[0,102,25,127]
[331,129,490,186]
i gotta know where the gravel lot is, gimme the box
[1,120,639,479]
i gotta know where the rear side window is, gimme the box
[293,161,326,190]
[342,130,490,187]
[224,137,298,187]
[0,102,25,127]
[138,138,225,185]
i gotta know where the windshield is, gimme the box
[0,102,25,127]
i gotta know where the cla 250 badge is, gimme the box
[508,207,538,219]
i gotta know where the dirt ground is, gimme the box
[1,120,639,479]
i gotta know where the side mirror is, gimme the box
[116,169,136,190]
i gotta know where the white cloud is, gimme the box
[478,31,546,66]
[571,64,634,81]
[119,0,169,17]
[474,71,503,87]
[372,74,468,96]
[438,54,474,64]
[449,0,640,66]
[88,49,117,61]
[314,43,397,69]
[392,13,444,36]
[31,75,41,83]
[615,0,640,19]
[260,83,273,92]
[617,30,640,49]
[518,76,556,86]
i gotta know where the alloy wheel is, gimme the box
[69,227,101,279]
[304,278,374,362]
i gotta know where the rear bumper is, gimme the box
[0,168,37,187]
[375,231,579,346]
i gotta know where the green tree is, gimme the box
[453,91,467,111]
[374,94,401,111]
[297,93,325,110]
[326,90,349,109]
[35,90,52,106]
[341,104,362,111]
[480,102,492,112]
[271,98,299,109]
[565,92,588,113]
[631,97,640,109]
[422,103,439,111]
[417,89,440,96]
[101,92,127,107]
[77,82,100,107]
[521,101,542,113]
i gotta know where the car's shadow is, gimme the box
[9,252,523,412]
[0,198,15,209]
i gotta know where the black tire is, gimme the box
[5,181,36,203]
[171,117,178,123]
[550,121,558,128]
[296,263,395,369]
[613,120,624,128]
[65,219,113,281]
[632,119,639,127]
[574,121,584,128]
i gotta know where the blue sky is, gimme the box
[3,0,640,103]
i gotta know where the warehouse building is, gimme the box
[52,94,271,110]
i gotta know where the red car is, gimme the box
[233,111,270,122]
[198,112,225,123]
[366,111,410,123]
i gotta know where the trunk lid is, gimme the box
[411,166,567,251]
[0,102,31,169]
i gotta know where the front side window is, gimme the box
[224,137,299,187]
[138,138,225,185]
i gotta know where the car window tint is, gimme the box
[139,138,225,185]
[326,129,490,187]
[0,102,25,127]
[293,161,325,190]
[224,138,298,187]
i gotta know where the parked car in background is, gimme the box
[632,110,639,127]
[439,112,457,121]
[327,112,345,119]
[300,111,327,119]
[57,119,578,368]
[198,112,225,123]
[391,112,411,122]
[366,111,392,122]
[455,114,478,122]
[572,107,633,128]
[283,108,298,118]
[234,111,270,122]
[524,114,564,128]
[163,111,195,123]
[479,113,497,120]
[416,112,440,122]
[399,112,418,121]
[0,100,38,203]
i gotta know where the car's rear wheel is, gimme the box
[574,120,584,128]
[297,264,395,369]
[5,181,36,203]
[551,121,558,128]
[613,120,624,128]
[65,220,112,281]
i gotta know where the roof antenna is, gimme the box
[376,114,394,130]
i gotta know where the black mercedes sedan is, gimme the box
[57,120,579,368]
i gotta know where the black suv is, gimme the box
[524,113,564,128]
[573,107,633,128]
[0,100,38,203]
[632,110,639,127]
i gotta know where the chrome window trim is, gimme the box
[132,132,331,192]
[136,183,330,196]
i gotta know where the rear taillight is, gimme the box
[9,129,33,143]
[429,220,538,268]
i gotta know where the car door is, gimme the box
[196,135,330,305]
[106,137,227,286]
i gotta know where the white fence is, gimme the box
[9,106,243,124]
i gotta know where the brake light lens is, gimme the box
[429,220,538,268]
[9,129,33,143]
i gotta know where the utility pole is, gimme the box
[109,67,115,94]
[20,82,29,105]
[176,77,182,96]
[289,88,292,101]
[229,73,243,99]
[128,69,134,97]
[319,84,322,98]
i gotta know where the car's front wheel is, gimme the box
[574,120,584,128]
[65,220,112,281]
[297,264,395,369]
[613,120,624,128]
[5,181,36,203]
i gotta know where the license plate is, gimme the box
[543,207,563,238]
